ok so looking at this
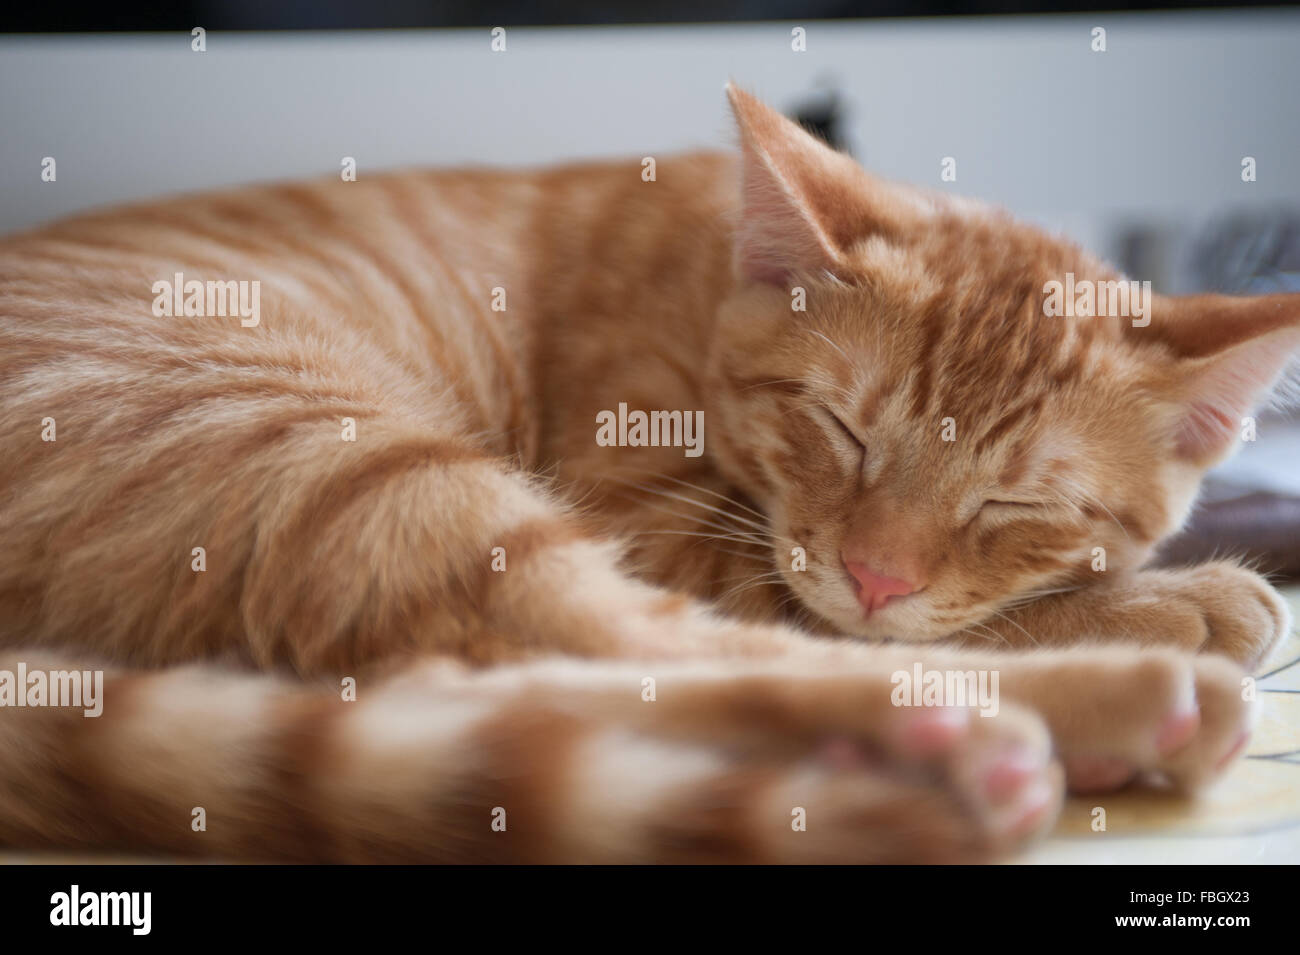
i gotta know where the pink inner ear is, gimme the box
[1168,315,1300,464]
[1176,400,1238,461]
[739,255,795,286]
[734,164,838,286]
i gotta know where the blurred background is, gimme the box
[2,2,1298,574]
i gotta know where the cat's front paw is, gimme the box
[1001,649,1256,793]
[1157,563,1290,669]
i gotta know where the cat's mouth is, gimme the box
[782,565,955,643]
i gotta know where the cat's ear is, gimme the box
[726,84,902,286]
[1145,293,1300,465]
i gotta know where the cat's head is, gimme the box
[707,86,1300,642]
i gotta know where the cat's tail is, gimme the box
[0,648,585,862]
[0,647,1060,863]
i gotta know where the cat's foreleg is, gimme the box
[239,441,1258,805]
[943,561,1289,669]
[703,629,1257,796]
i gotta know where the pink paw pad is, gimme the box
[982,749,1042,801]
[896,706,970,755]
[1156,710,1201,757]
[1002,778,1056,838]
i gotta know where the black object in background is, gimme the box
[791,84,850,153]
[3,0,1291,33]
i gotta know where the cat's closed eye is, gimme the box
[820,407,867,456]
[977,498,1046,519]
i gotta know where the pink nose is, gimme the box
[844,562,916,614]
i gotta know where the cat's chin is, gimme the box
[844,619,956,645]
[791,592,956,644]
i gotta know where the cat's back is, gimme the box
[0,152,738,473]
[0,166,546,346]
[0,152,737,355]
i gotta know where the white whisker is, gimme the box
[988,610,1039,647]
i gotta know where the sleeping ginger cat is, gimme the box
[0,86,1295,863]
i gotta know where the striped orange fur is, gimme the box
[0,87,1295,862]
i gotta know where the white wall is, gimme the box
[2,10,1298,257]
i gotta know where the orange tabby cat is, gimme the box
[0,87,1295,862]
